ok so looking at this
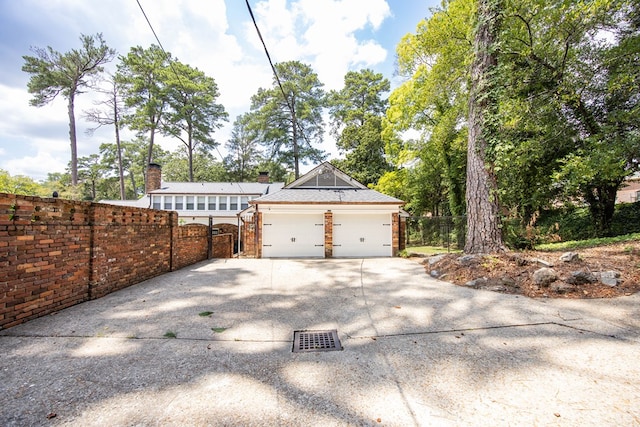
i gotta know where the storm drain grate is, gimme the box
[292,329,343,353]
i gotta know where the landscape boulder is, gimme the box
[533,267,558,287]
[599,271,621,287]
[560,252,580,263]
[566,270,597,285]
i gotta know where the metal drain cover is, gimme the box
[292,329,343,353]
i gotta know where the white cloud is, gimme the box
[246,0,391,90]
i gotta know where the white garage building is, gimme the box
[242,163,406,258]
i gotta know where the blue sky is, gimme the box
[0,0,438,181]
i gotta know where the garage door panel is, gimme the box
[262,213,324,258]
[333,213,391,257]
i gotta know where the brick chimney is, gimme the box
[257,171,270,184]
[146,163,162,193]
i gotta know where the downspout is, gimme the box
[237,214,241,258]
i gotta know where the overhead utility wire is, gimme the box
[134,0,246,195]
[244,0,315,157]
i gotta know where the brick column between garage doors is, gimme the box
[392,212,400,256]
[324,211,333,258]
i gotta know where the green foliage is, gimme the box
[163,61,228,181]
[224,113,264,181]
[536,232,640,252]
[384,0,472,217]
[22,33,116,185]
[249,61,326,178]
[328,69,392,186]
[0,169,43,196]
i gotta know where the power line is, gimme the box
[244,0,319,169]
[134,0,249,193]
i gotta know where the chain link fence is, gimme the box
[406,216,467,251]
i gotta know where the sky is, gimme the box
[0,0,439,182]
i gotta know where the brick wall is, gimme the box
[0,193,226,330]
[212,234,233,258]
[174,224,209,271]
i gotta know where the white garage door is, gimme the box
[262,213,325,258]
[333,213,392,257]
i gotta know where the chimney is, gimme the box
[146,163,162,193]
[257,171,270,184]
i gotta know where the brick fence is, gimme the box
[0,193,232,330]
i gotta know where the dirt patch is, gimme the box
[415,241,640,298]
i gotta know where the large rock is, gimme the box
[560,252,580,263]
[566,270,597,285]
[599,271,621,287]
[428,254,447,266]
[464,277,488,288]
[458,255,480,266]
[533,267,558,287]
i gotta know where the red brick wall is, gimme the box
[0,193,214,330]
[212,234,233,258]
[174,224,209,271]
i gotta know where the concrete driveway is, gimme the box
[1,258,639,426]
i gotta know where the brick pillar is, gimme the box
[399,216,406,251]
[256,211,263,258]
[146,163,162,193]
[392,212,400,256]
[324,211,333,258]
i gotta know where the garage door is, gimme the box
[333,213,392,257]
[262,213,325,258]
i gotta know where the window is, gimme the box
[186,196,194,210]
[164,196,173,210]
[152,196,161,209]
[219,196,227,210]
[241,196,249,210]
[175,196,183,210]
[197,196,205,210]
[230,196,238,210]
[208,196,216,210]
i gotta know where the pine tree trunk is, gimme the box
[68,94,78,186]
[464,0,505,254]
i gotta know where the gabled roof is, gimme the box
[149,181,284,195]
[252,162,404,205]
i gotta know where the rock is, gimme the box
[430,270,441,278]
[566,270,597,285]
[487,285,507,292]
[599,271,621,287]
[458,255,479,266]
[552,283,574,294]
[464,277,488,288]
[533,267,558,287]
[560,252,580,263]
[532,258,554,267]
[428,254,447,266]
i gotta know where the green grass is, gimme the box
[403,246,462,256]
[211,327,227,333]
[535,232,640,251]
[163,331,177,338]
[198,311,214,317]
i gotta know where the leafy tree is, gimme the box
[84,74,128,199]
[77,153,106,200]
[385,0,472,217]
[117,45,170,172]
[500,0,639,235]
[0,170,42,196]
[22,33,116,186]
[250,61,326,179]
[224,113,264,181]
[163,61,228,181]
[162,148,226,182]
[328,69,392,186]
